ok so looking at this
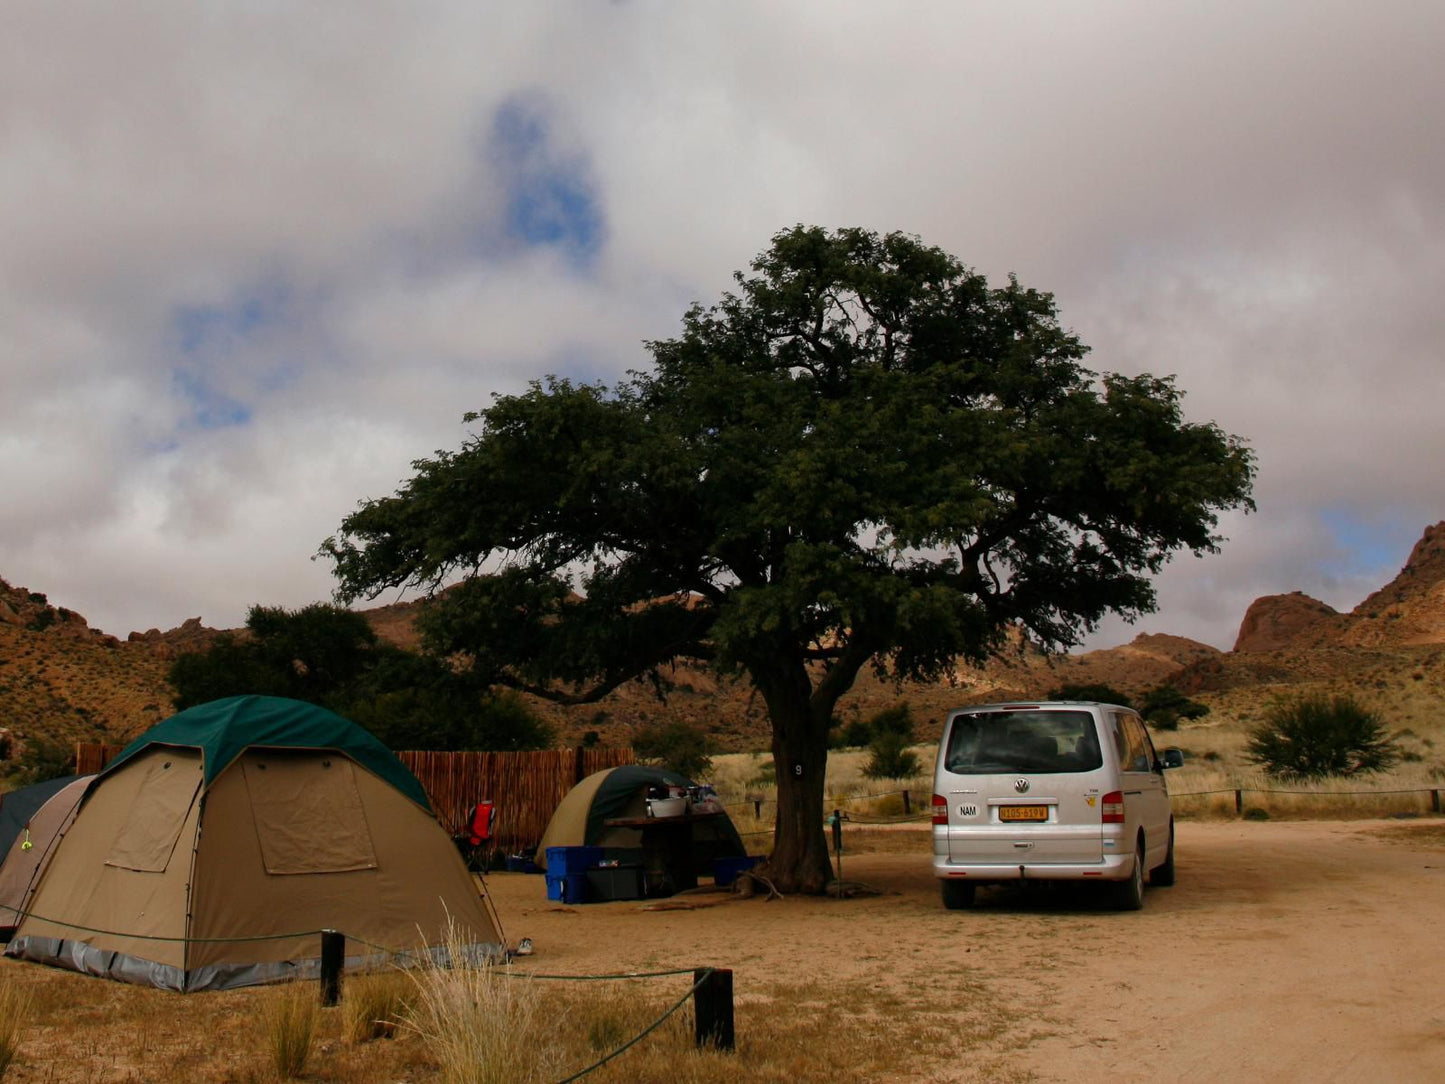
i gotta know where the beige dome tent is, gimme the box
[5,696,504,991]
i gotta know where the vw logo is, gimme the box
[1014,778,1030,793]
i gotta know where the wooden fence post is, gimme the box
[1432,789,1440,814]
[320,929,345,1006]
[902,790,911,816]
[694,968,734,1051]
[1234,789,1244,815]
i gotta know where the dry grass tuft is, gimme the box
[263,981,318,1079]
[0,979,32,1079]
[342,970,413,1044]
[405,936,559,1084]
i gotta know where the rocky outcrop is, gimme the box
[1232,591,1342,653]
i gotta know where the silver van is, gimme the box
[931,701,1182,910]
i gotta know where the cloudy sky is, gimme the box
[3,3,1442,652]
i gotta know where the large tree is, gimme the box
[321,226,1254,892]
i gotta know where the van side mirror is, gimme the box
[1161,748,1185,769]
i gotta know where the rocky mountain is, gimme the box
[5,520,1445,759]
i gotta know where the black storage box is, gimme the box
[583,864,646,902]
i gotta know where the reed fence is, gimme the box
[73,741,634,854]
[396,746,634,850]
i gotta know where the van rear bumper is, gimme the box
[932,852,1136,882]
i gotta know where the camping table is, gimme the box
[602,811,727,896]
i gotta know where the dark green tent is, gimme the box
[106,694,429,809]
[534,765,746,892]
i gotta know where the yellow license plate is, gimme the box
[999,805,1048,822]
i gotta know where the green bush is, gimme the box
[632,719,711,779]
[832,717,874,749]
[833,702,917,749]
[1246,694,1399,779]
[1139,685,1209,731]
[862,730,920,780]
[1047,683,1132,706]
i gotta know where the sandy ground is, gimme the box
[487,820,1445,1082]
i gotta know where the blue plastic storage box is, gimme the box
[712,856,760,887]
[545,872,588,904]
[545,845,604,876]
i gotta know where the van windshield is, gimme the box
[944,710,1103,774]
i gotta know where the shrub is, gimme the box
[1246,694,1400,779]
[832,717,874,749]
[1047,683,1132,706]
[833,702,917,750]
[862,731,920,780]
[1139,685,1209,730]
[632,719,711,779]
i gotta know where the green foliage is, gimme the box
[862,730,921,780]
[1246,694,1400,779]
[1048,682,1132,706]
[12,738,76,786]
[168,604,553,752]
[1138,685,1209,730]
[833,703,915,748]
[319,225,1255,889]
[632,719,712,779]
[169,603,380,709]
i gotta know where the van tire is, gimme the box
[941,880,975,910]
[1151,821,1176,887]
[1112,842,1146,911]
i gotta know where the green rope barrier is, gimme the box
[1,905,333,945]
[553,967,715,1084]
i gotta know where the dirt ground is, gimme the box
[490,819,1445,1082]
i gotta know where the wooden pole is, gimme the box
[694,968,735,1051]
[320,929,344,1006]
[1235,789,1243,816]
[902,790,911,816]
[1432,789,1440,814]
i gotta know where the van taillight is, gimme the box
[931,794,948,825]
[1101,791,1125,823]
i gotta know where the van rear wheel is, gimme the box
[1111,843,1145,911]
[941,880,975,910]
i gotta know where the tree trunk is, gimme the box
[750,658,835,894]
[764,709,834,893]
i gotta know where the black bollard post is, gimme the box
[694,968,735,1051]
[320,929,345,1006]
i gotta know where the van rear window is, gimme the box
[944,710,1103,774]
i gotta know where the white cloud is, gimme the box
[2,1,1443,653]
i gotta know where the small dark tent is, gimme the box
[0,774,83,857]
[534,765,746,892]
[0,775,92,940]
[5,696,504,990]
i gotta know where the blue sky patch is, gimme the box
[489,96,605,267]
[169,283,295,430]
[171,369,253,430]
[1319,506,1418,577]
